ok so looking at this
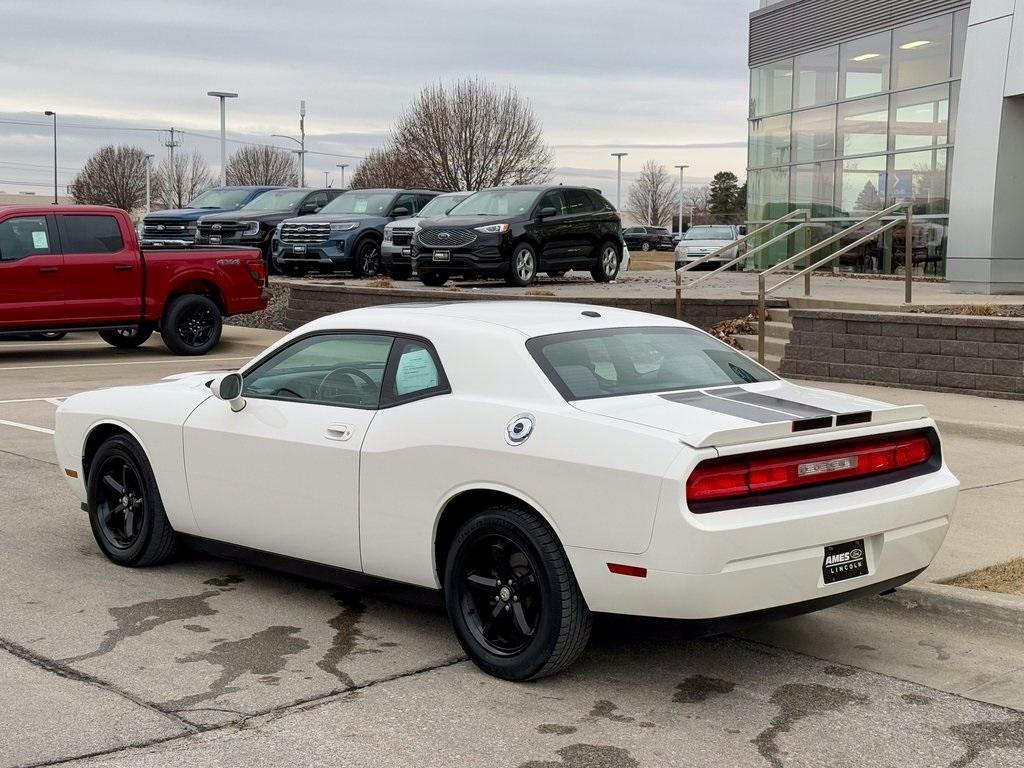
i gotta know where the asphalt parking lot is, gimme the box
[2,329,1024,768]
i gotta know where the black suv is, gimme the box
[622,225,673,251]
[413,185,623,286]
[196,188,343,271]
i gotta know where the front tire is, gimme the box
[161,294,222,356]
[351,238,382,278]
[86,434,177,567]
[506,243,538,287]
[99,326,153,349]
[419,271,448,287]
[590,241,620,283]
[443,504,592,681]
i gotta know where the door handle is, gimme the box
[113,263,135,271]
[38,266,59,273]
[325,424,353,441]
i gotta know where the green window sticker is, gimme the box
[32,230,48,249]
[395,348,438,396]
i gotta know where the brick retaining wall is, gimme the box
[781,309,1024,400]
[285,283,784,333]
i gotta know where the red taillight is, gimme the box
[607,563,648,578]
[246,258,266,286]
[686,431,934,508]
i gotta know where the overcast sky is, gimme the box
[0,0,751,200]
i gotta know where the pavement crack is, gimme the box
[958,477,1024,493]
[0,447,57,467]
[0,635,199,738]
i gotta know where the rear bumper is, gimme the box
[566,467,958,620]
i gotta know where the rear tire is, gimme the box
[161,294,222,356]
[28,331,67,341]
[590,241,620,283]
[99,326,153,349]
[419,271,448,287]
[86,434,177,567]
[443,503,592,681]
[640,241,651,252]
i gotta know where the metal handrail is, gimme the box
[674,209,810,320]
[754,203,915,364]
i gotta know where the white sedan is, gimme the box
[55,302,959,680]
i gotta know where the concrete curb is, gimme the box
[881,581,1024,631]
[931,417,1024,444]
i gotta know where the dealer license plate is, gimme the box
[433,250,450,262]
[822,539,868,584]
[293,245,306,254]
[209,235,221,244]
[402,247,411,256]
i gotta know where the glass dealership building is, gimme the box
[746,0,1024,293]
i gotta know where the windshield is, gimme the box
[187,188,258,209]
[239,189,307,212]
[685,226,735,241]
[527,327,775,401]
[319,191,396,216]
[447,190,539,217]
[418,193,472,218]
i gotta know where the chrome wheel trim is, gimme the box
[515,248,535,281]
[602,246,618,276]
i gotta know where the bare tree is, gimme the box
[153,150,214,209]
[683,184,711,225]
[226,145,298,187]
[626,161,679,226]
[70,145,148,212]
[349,144,431,189]
[392,78,553,191]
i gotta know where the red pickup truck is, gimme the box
[0,205,267,355]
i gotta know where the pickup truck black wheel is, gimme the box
[505,243,537,287]
[161,294,222,356]
[351,238,382,278]
[590,241,621,283]
[444,503,592,681]
[419,271,448,287]
[86,434,177,567]
[99,326,153,349]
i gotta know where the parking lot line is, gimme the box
[0,341,109,349]
[0,397,66,405]
[0,418,55,435]
[0,356,252,372]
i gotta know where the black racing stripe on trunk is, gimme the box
[660,391,790,424]
[712,387,839,419]
[792,416,834,432]
[836,411,872,426]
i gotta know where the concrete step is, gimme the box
[734,334,788,358]
[786,296,902,312]
[766,308,791,323]
[763,321,792,341]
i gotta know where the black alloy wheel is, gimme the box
[353,239,382,278]
[444,504,592,681]
[99,326,153,349]
[161,294,222,356]
[93,454,146,552]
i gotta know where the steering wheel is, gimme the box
[273,387,304,399]
[315,367,375,400]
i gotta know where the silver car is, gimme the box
[382,191,474,279]
[674,224,741,269]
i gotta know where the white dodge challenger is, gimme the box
[55,302,959,680]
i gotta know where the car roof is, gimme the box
[304,301,685,338]
[0,204,124,215]
[343,188,444,194]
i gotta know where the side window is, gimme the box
[587,190,615,212]
[307,191,329,210]
[61,215,124,254]
[394,194,419,215]
[563,189,595,215]
[416,194,437,212]
[242,333,394,408]
[0,216,52,262]
[539,190,568,216]
[384,338,450,404]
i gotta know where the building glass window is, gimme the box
[952,9,968,78]
[890,84,948,152]
[749,113,791,168]
[892,16,953,91]
[840,31,891,99]
[791,162,836,219]
[794,46,838,109]
[888,148,948,215]
[838,95,889,156]
[747,167,790,221]
[750,59,793,117]
[836,155,887,217]
[792,105,836,163]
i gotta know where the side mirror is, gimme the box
[537,206,557,219]
[392,206,410,217]
[210,372,246,412]
[300,203,319,213]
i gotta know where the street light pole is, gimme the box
[611,152,628,212]
[336,163,348,188]
[207,91,238,186]
[323,171,330,187]
[144,154,154,213]
[299,100,306,187]
[43,111,57,204]
[675,164,689,234]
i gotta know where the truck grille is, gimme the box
[197,221,246,235]
[143,219,189,234]
[280,222,331,244]
[417,227,476,248]
[391,227,415,247]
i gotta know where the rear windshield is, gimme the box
[685,226,735,240]
[527,327,775,400]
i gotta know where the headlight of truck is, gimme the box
[474,223,510,234]
[330,222,359,232]
[186,222,198,233]
[383,229,393,243]
[242,222,261,237]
